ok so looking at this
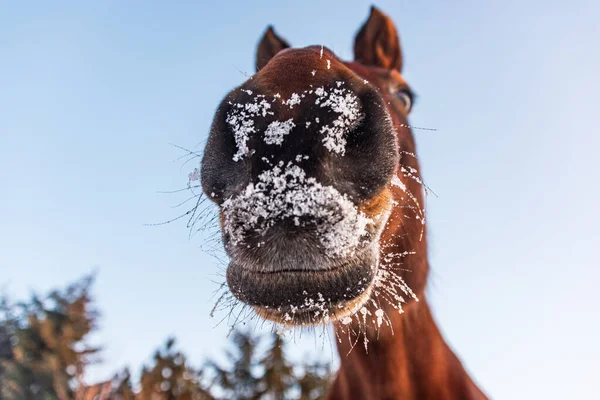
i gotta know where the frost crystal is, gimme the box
[283,93,301,108]
[375,309,384,328]
[314,86,363,155]
[222,161,372,258]
[226,94,273,161]
[188,168,200,182]
[391,175,406,191]
[226,83,362,162]
[264,119,295,145]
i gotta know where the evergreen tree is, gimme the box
[208,331,262,400]
[107,368,136,400]
[0,302,14,381]
[137,337,213,400]
[207,331,332,400]
[0,275,334,400]
[258,333,295,399]
[0,275,98,400]
[297,361,332,400]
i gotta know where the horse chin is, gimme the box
[252,284,374,327]
[226,244,380,327]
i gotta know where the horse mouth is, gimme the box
[225,244,379,326]
[253,285,374,326]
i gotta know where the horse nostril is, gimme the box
[202,55,399,218]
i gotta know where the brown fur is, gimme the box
[205,6,488,399]
[354,6,403,71]
[258,8,487,399]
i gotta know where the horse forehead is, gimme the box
[344,62,406,88]
[250,47,356,97]
[275,45,336,62]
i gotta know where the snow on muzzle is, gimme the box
[221,161,384,312]
[221,161,373,259]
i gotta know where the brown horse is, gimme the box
[201,7,488,400]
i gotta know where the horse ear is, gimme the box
[354,6,402,71]
[256,26,290,71]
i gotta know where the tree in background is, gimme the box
[0,275,98,400]
[136,338,213,400]
[209,331,263,400]
[0,276,332,400]
[258,333,295,399]
[296,361,332,400]
[0,315,14,396]
[209,331,332,400]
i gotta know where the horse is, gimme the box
[201,6,488,399]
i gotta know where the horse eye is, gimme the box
[395,89,413,112]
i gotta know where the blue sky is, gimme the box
[1,0,598,398]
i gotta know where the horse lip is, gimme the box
[252,284,375,326]
[225,245,379,325]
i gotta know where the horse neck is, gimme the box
[329,298,487,400]
[328,177,487,399]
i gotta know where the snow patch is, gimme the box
[222,161,372,258]
[264,119,295,145]
[391,175,406,191]
[226,94,273,161]
[283,93,301,108]
[375,309,384,328]
[314,86,363,155]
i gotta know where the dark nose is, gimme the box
[201,49,398,247]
